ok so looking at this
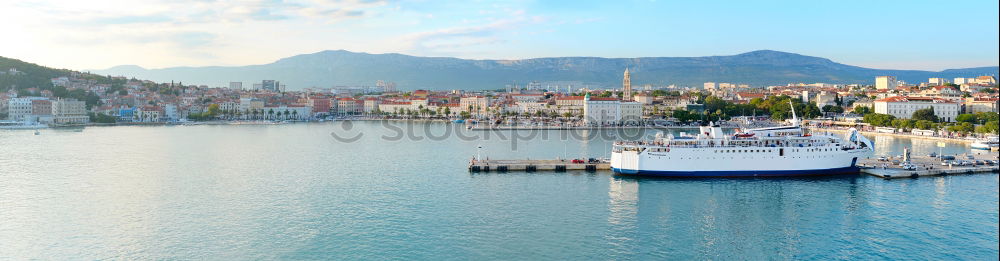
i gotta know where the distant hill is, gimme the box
[77,50,1000,90]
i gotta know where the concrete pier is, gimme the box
[469,159,610,172]
[857,151,999,179]
[469,152,998,178]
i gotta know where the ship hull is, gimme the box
[610,145,871,178]
[612,166,860,177]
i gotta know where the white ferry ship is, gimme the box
[611,106,874,177]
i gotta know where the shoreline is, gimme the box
[807,126,977,143]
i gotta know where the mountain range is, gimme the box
[85,50,997,91]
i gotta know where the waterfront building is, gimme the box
[514,101,551,115]
[31,99,52,116]
[459,96,490,116]
[704,82,717,90]
[164,104,179,121]
[239,98,265,112]
[874,96,960,122]
[305,96,333,115]
[583,93,620,125]
[219,102,240,113]
[363,97,380,113]
[875,76,897,90]
[378,101,412,115]
[51,98,89,124]
[261,106,310,120]
[336,98,363,115]
[117,107,135,122]
[134,106,162,122]
[410,98,429,110]
[620,101,642,124]
[555,96,585,116]
[7,97,48,122]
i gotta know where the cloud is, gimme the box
[89,14,174,25]
[400,16,532,53]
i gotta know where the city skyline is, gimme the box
[1,0,998,71]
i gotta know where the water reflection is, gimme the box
[604,176,883,259]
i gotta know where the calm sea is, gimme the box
[1,121,997,259]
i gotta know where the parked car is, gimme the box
[940,155,956,161]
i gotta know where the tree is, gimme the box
[914,120,936,130]
[975,121,999,134]
[822,105,844,114]
[947,122,975,134]
[975,112,999,123]
[955,114,977,124]
[852,106,873,115]
[911,107,939,122]
[206,104,220,117]
[863,113,896,127]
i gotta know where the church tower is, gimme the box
[622,68,632,101]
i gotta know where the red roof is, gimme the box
[875,96,955,103]
[556,96,585,100]
[588,97,619,101]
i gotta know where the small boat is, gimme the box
[453,119,465,123]
[34,129,40,135]
[971,137,999,150]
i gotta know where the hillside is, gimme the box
[0,56,74,91]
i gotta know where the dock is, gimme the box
[469,159,611,172]
[857,151,999,179]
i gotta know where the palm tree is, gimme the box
[268,109,274,120]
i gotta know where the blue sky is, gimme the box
[1,0,997,71]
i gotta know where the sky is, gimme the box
[1,0,997,71]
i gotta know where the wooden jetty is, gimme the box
[468,159,611,172]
